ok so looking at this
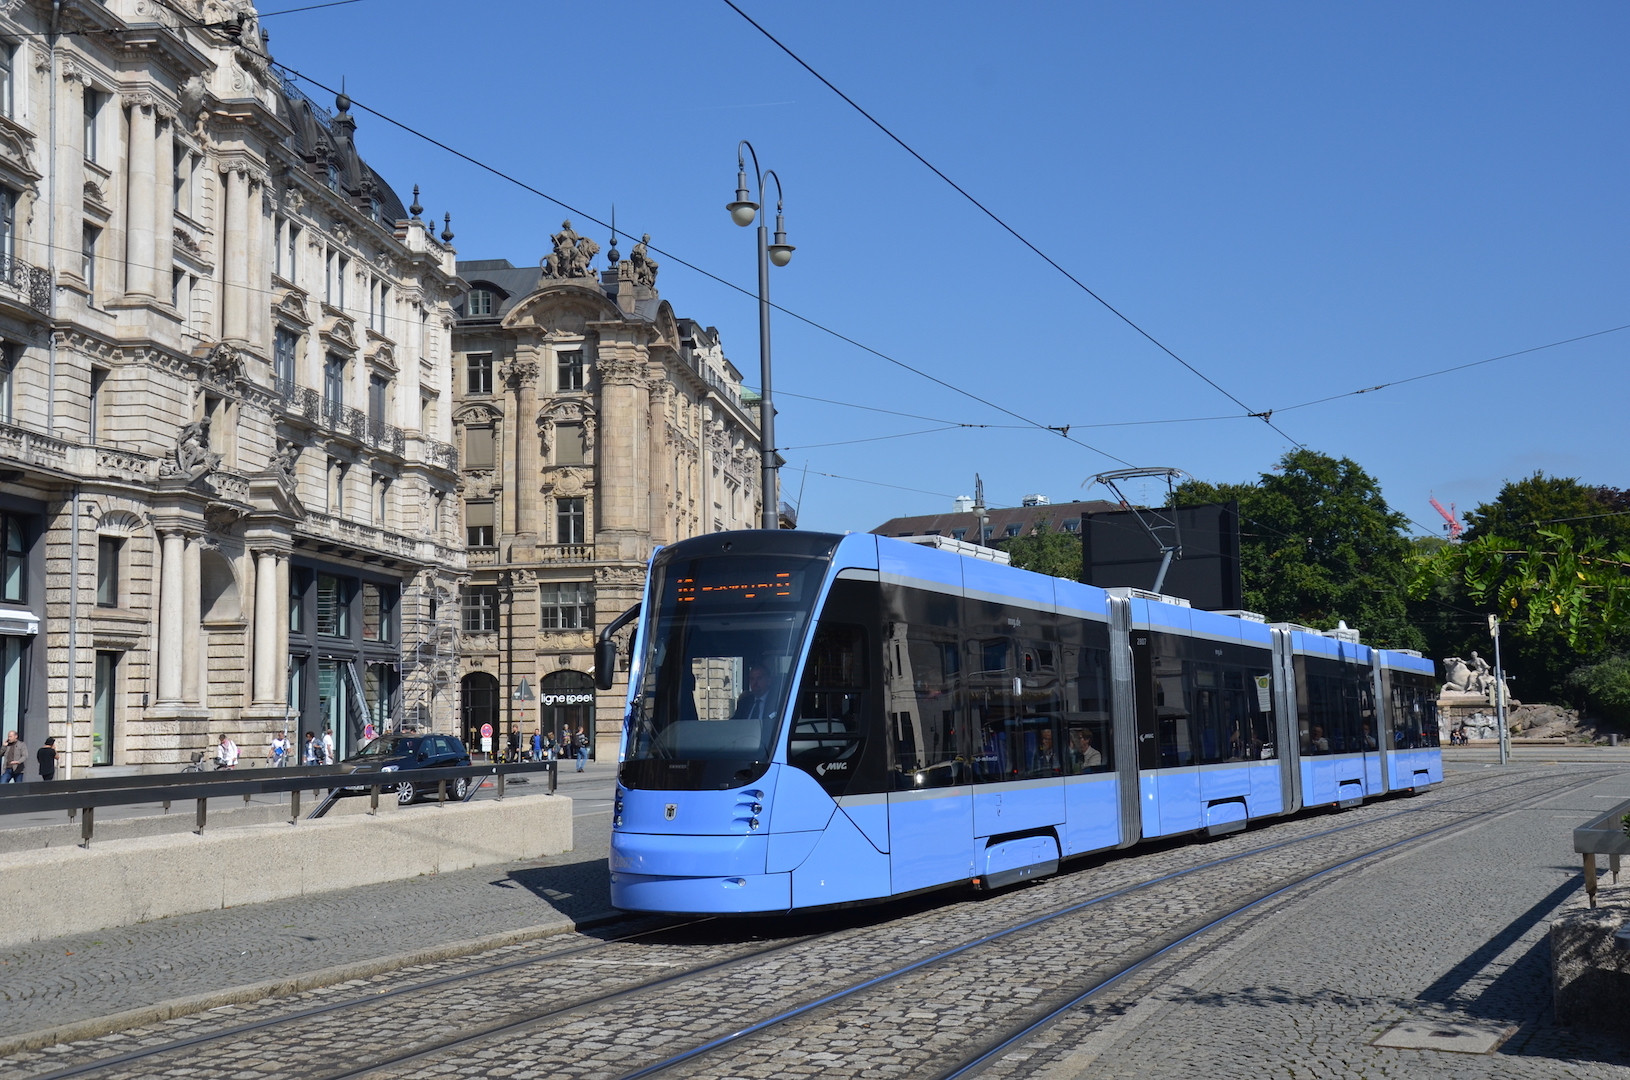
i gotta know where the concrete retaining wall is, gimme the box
[1551,870,1630,1029]
[0,794,572,948]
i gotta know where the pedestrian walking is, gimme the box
[269,731,288,767]
[35,736,59,782]
[302,730,321,766]
[321,726,335,765]
[2,730,26,782]
[530,729,543,763]
[575,726,589,772]
[215,733,240,770]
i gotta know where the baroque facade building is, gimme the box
[0,1,466,775]
[452,224,764,759]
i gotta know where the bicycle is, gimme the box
[181,750,233,773]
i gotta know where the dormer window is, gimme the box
[467,289,494,317]
[325,161,339,192]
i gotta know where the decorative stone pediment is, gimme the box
[276,287,312,327]
[0,115,39,183]
[320,314,357,352]
[452,402,502,426]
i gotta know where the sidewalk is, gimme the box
[0,765,620,1052]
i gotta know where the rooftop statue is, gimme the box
[542,219,600,279]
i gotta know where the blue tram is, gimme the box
[603,530,1440,915]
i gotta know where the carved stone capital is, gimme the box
[596,354,647,388]
[500,358,539,388]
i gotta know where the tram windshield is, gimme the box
[621,549,830,790]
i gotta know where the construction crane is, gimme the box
[1429,497,1463,540]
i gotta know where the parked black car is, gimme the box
[341,733,473,805]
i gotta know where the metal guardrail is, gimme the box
[0,761,557,847]
[1573,797,1630,907]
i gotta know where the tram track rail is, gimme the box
[11,765,1599,1080]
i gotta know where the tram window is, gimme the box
[1148,635,1192,767]
[882,581,964,789]
[1061,622,1113,774]
[790,621,869,795]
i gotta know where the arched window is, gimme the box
[461,671,500,753]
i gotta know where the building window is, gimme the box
[92,651,117,766]
[1062,517,1081,534]
[289,567,306,633]
[539,581,593,630]
[84,88,102,163]
[558,350,584,391]
[0,44,14,120]
[361,582,395,643]
[951,528,967,540]
[275,218,300,280]
[467,289,493,316]
[323,353,346,417]
[326,251,348,307]
[88,367,108,444]
[82,225,100,292]
[556,496,585,545]
[1,512,25,602]
[0,185,15,262]
[466,352,492,395]
[368,373,388,426]
[0,345,14,423]
[1004,523,1022,538]
[462,585,498,633]
[464,425,494,469]
[316,573,351,637]
[465,499,494,547]
[96,536,121,607]
[555,422,584,466]
[274,328,298,387]
[0,635,25,739]
[288,654,306,713]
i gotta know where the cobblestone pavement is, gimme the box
[0,767,617,1045]
[9,759,1623,1079]
[991,763,1630,1080]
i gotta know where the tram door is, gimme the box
[883,585,975,894]
[1131,623,1202,838]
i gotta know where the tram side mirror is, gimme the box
[595,638,618,691]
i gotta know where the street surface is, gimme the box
[0,750,1626,1079]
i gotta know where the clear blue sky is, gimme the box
[265,0,1627,536]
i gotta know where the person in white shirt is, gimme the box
[321,726,335,765]
[269,732,288,767]
[216,733,240,769]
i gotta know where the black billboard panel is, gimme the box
[1082,502,1241,611]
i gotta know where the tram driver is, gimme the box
[732,660,777,721]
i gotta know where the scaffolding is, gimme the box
[396,571,461,732]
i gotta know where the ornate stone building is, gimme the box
[452,225,764,759]
[0,2,465,775]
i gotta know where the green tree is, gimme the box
[1410,474,1630,699]
[998,517,1083,580]
[1177,449,1423,649]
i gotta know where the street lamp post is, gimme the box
[728,140,794,530]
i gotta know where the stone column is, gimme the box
[275,555,290,707]
[648,383,674,547]
[157,530,184,703]
[252,548,279,703]
[182,535,202,705]
[124,96,157,299]
[246,178,266,345]
[56,72,88,278]
[509,354,540,540]
[155,115,174,301]
[595,349,651,557]
[221,167,249,340]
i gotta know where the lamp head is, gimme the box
[728,167,758,226]
[769,210,794,266]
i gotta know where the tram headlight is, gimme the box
[750,802,763,815]
[749,817,760,830]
